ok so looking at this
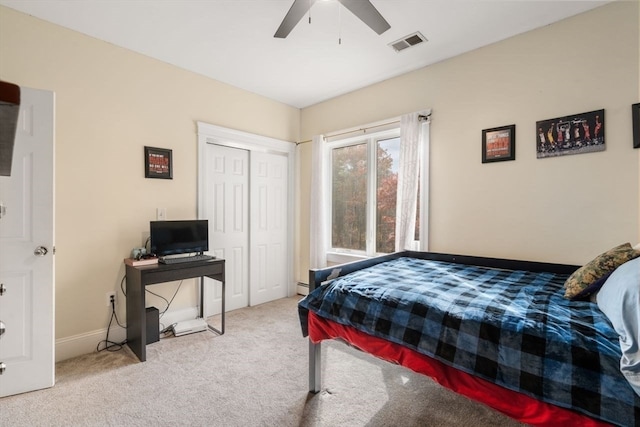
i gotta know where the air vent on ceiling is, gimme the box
[389,31,427,53]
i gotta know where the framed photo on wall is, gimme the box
[482,124,515,163]
[633,103,640,149]
[536,109,604,158]
[144,146,173,179]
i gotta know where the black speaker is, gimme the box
[146,306,159,344]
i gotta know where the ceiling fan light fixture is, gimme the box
[274,0,390,38]
[389,31,427,52]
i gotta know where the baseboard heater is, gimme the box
[173,318,208,337]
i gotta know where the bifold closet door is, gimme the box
[202,144,249,313]
[202,143,290,314]
[249,151,288,306]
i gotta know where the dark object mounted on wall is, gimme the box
[144,146,173,179]
[482,124,515,163]
[0,81,21,176]
[632,103,639,149]
[536,109,605,159]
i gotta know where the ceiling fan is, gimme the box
[274,0,391,38]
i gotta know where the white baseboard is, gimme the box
[55,328,126,362]
[55,307,199,362]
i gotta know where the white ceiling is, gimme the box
[0,0,610,108]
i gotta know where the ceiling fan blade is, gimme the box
[338,0,390,35]
[274,0,317,38]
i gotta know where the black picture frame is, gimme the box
[482,124,516,163]
[633,103,640,149]
[144,146,173,179]
[536,109,605,158]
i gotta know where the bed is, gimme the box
[298,250,640,426]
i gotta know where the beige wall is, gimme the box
[0,7,300,348]
[298,1,640,280]
[1,1,639,355]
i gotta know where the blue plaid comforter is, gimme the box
[299,257,640,425]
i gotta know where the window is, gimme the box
[376,137,401,254]
[328,129,405,256]
[311,112,429,268]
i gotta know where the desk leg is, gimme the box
[201,277,225,335]
[125,266,146,362]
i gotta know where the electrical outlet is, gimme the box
[106,291,116,307]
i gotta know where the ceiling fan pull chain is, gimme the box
[338,4,342,45]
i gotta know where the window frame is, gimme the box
[325,127,402,261]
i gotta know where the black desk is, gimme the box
[125,258,225,362]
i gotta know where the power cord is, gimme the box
[159,323,177,339]
[120,272,184,316]
[154,281,185,338]
[146,280,184,319]
[120,275,127,297]
[107,274,185,345]
[96,295,127,352]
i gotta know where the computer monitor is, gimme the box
[150,220,208,257]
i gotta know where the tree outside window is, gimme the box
[330,136,401,255]
[376,137,399,254]
[331,143,367,251]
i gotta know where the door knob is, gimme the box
[34,246,48,256]
[0,362,5,375]
[0,283,5,296]
[0,321,4,337]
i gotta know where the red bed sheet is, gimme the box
[308,311,609,427]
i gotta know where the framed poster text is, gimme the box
[144,146,173,179]
[482,124,516,163]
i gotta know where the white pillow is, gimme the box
[596,257,640,396]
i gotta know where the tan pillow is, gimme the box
[564,243,640,299]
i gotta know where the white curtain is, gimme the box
[395,113,423,252]
[310,134,328,268]
[420,116,430,251]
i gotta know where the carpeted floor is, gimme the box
[0,296,524,426]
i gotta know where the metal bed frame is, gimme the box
[306,250,579,393]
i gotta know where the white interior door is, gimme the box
[249,151,288,306]
[0,87,55,397]
[198,122,294,315]
[202,144,249,313]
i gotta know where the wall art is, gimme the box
[144,146,173,179]
[536,109,604,158]
[482,124,516,163]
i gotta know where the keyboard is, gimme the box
[159,254,214,265]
